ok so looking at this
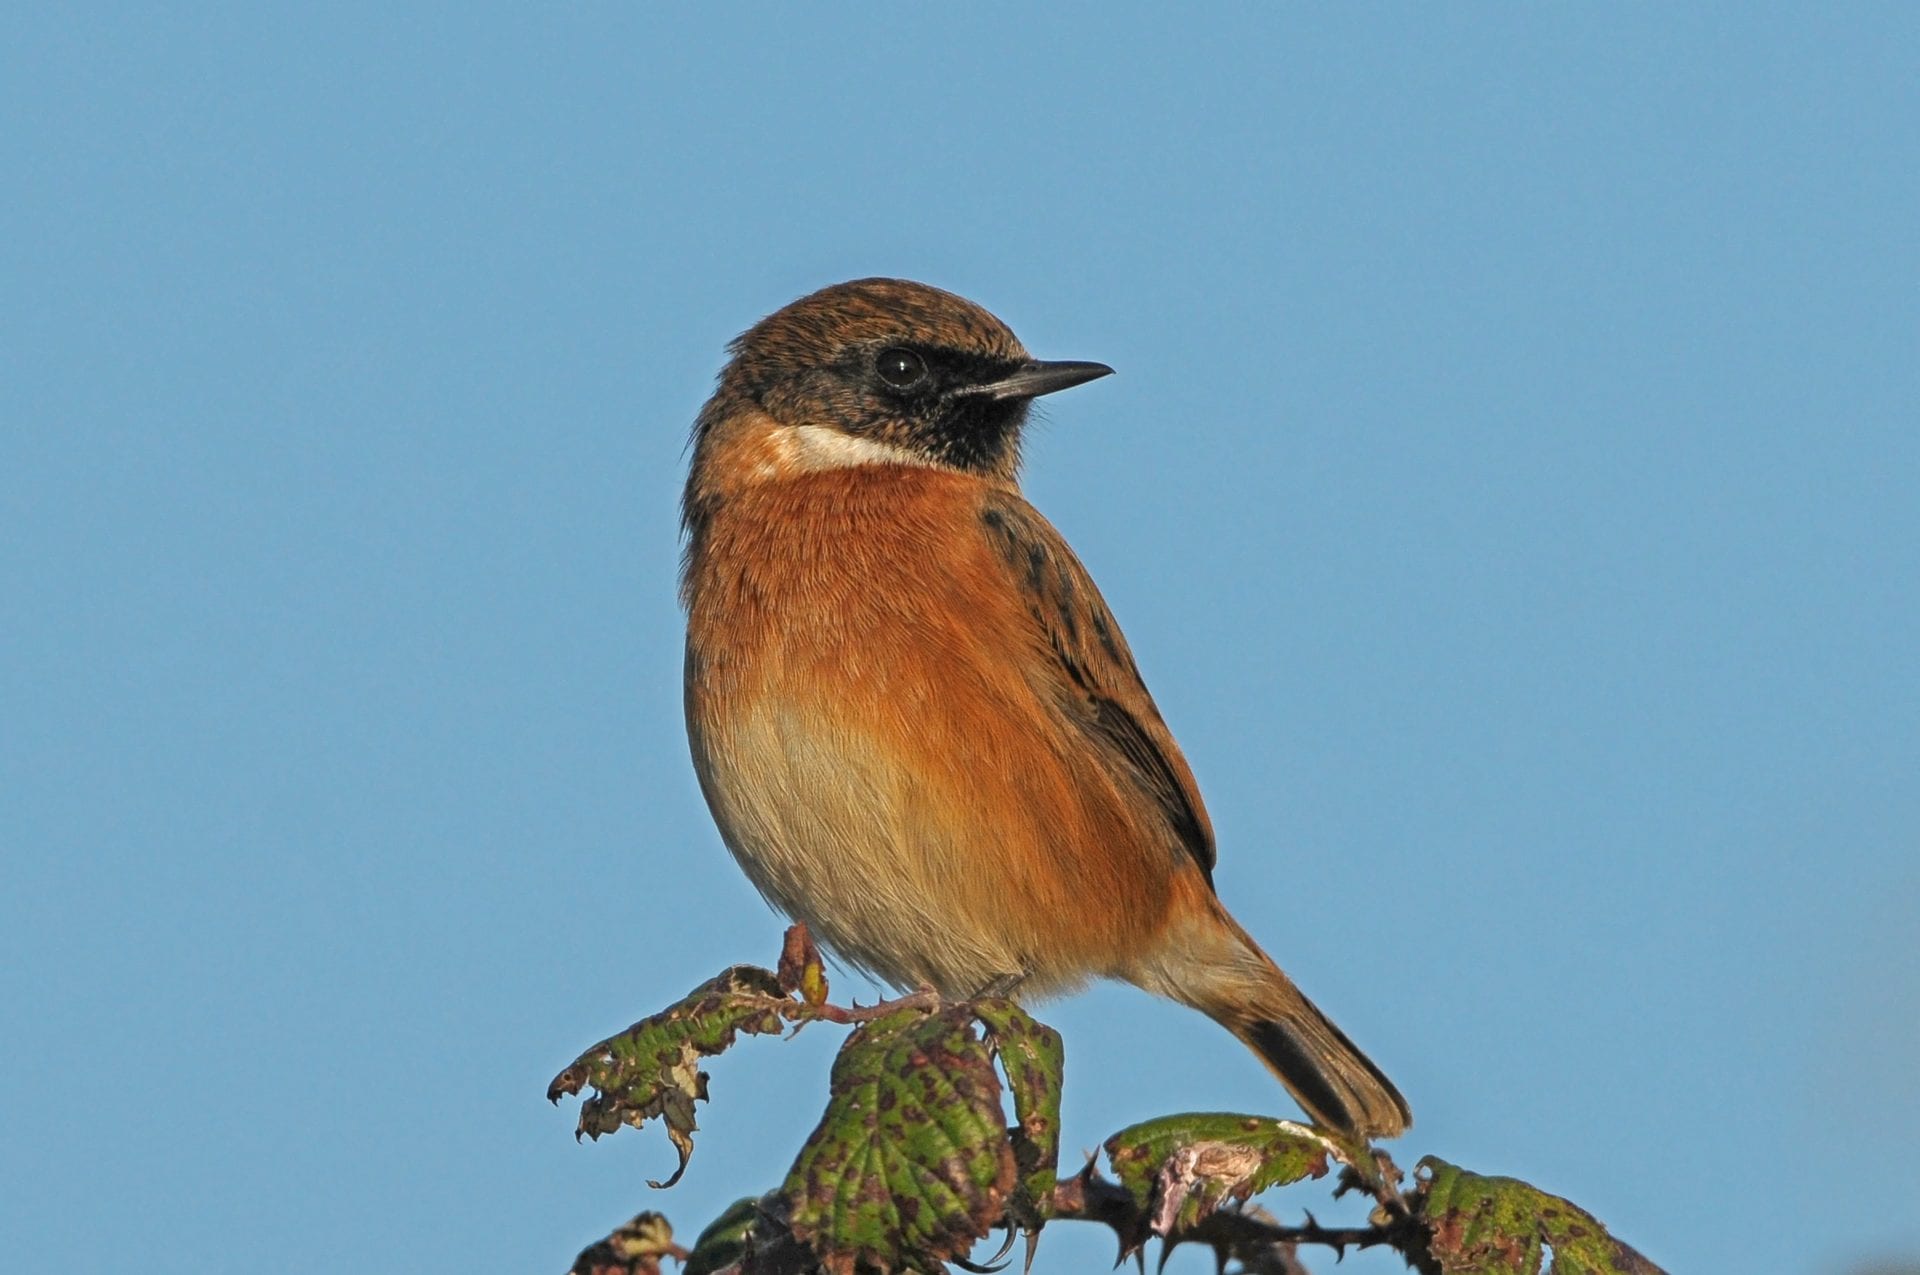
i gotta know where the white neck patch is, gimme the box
[786,424,939,473]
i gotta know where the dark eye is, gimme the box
[874,347,929,391]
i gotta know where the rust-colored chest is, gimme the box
[683,465,1038,710]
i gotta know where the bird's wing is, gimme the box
[978,493,1217,883]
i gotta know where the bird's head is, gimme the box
[694,278,1112,485]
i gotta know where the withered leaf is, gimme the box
[568,1211,690,1275]
[549,965,790,1187]
[1103,1113,1333,1255]
[776,923,830,1007]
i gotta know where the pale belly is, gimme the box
[686,677,1071,997]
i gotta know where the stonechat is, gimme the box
[680,278,1409,1139]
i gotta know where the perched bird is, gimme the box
[680,278,1410,1139]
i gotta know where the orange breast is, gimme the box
[683,465,1181,996]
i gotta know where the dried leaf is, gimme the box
[1103,1113,1333,1255]
[549,966,790,1187]
[1414,1158,1666,1275]
[569,1211,691,1275]
[779,1006,1018,1275]
[776,924,830,1007]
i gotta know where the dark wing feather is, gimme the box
[979,495,1217,883]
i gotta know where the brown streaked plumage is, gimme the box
[680,277,1411,1139]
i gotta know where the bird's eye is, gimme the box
[874,347,929,391]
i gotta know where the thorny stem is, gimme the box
[1343,1146,1415,1220]
[783,985,942,1026]
[1046,1168,1413,1262]
[774,923,945,1026]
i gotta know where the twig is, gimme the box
[788,985,942,1026]
[1046,1169,1408,1259]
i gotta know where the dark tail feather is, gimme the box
[1232,992,1411,1139]
[1161,908,1412,1139]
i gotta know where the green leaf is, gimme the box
[779,1006,1017,1275]
[684,1196,765,1275]
[548,965,790,1187]
[1414,1158,1667,1275]
[1102,1113,1332,1248]
[973,1000,1064,1232]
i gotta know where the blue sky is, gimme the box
[3,7,1915,1274]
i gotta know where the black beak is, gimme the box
[969,359,1115,401]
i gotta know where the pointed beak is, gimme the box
[969,359,1115,401]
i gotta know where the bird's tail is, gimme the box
[1148,904,1411,1140]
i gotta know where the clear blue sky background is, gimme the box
[3,7,1915,1274]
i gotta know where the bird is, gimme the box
[679,278,1410,1140]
